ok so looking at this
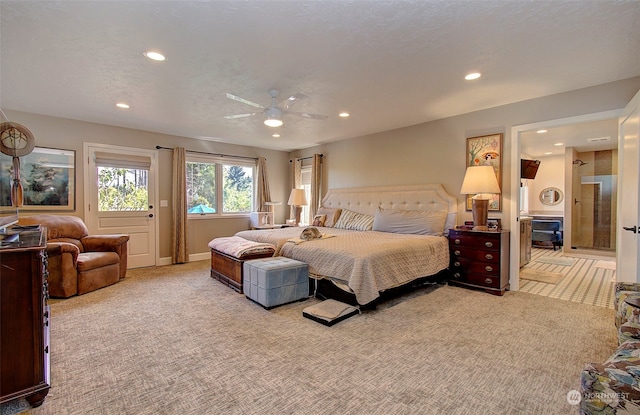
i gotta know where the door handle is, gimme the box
[148,214,154,218]
[623,226,637,233]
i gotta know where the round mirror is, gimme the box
[539,187,564,206]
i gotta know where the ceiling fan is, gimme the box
[224,89,328,127]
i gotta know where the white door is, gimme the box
[618,89,640,282]
[84,143,158,268]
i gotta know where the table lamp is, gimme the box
[460,165,501,230]
[287,189,308,226]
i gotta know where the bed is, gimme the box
[236,183,457,306]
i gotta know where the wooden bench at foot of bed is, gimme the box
[208,236,276,293]
[210,249,274,293]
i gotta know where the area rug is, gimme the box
[535,256,576,267]
[594,260,616,270]
[520,267,564,284]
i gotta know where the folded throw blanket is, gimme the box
[287,233,336,245]
[208,236,275,259]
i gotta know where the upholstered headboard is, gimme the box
[321,183,458,231]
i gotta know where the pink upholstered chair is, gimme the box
[18,214,129,298]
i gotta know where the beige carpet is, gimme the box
[520,267,564,284]
[2,260,616,415]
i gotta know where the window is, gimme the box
[186,155,255,215]
[300,166,312,225]
[95,152,150,212]
[186,159,217,213]
[222,164,253,213]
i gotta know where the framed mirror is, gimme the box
[539,187,563,206]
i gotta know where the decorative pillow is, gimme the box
[333,209,374,231]
[316,207,342,228]
[372,207,448,236]
[312,214,326,227]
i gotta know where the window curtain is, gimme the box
[290,158,302,220]
[256,156,271,211]
[310,154,323,220]
[172,147,188,264]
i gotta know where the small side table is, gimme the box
[625,297,640,309]
[447,228,510,296]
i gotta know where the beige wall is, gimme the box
[5,76,640,260]
[527,154,565,214]
[3,111,291,260]
[292,77,640,227]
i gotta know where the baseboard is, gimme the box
[189,252,209,262]
[158,257,172,266]
[158,252,209,266]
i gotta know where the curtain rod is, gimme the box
[155,146,258,161]
[289,154,324,162]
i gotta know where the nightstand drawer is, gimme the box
[464,273,501,289]
[451,257,500,277]
[449,233,500,250]
[450,248,499,263]
[450,267,501,288]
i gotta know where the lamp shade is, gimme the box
[287,188,308,206]
[460,166,501,195]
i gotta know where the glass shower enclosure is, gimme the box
[570,150,617,252]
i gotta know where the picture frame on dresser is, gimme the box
[487,218,502,231]
[465,133,502,212]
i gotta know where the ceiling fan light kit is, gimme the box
[225,89,327,130]
[264,106,283,127]
[264,118,283,127]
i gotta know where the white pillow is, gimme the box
[333,209,374,231]
[373,207,448,236]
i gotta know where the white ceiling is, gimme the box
[1,1,639,152]
[520,118,619,158]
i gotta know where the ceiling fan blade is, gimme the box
[225,93,264,109]
[224,113,258,119]
[279,93,308,110]
[286,111,328,120]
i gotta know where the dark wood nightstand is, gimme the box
[448,228,510,296]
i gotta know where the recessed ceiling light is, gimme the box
[272,133,280,138]
[143,50,166,61]
[339,112,350,118]
[544,152,552,155]
[554,142,563,146]
[464,72,481,80]
[536,129,547,134]
[116,102,130,109]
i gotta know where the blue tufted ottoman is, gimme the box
[243,257,309,309]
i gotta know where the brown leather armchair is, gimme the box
[18,214,129,298]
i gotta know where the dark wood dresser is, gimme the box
[448,228,510,295]
[0,228,50,407]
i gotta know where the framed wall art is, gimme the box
[0,146,75,210]
[465,133,502,211]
